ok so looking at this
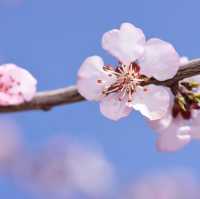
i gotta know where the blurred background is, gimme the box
[0,0,200,198]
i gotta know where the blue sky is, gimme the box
[0,0,200,198]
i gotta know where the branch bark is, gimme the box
[0,59,200,113]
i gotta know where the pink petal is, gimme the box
[100,93,132,121]
[149,94,175,133]
[156,125,191,152]
[131,85,170,120]
[0,92,21,105]
[150,94,197,151]
[149,111,173,133]
[77,56,115,101]
[0,64,37,105]
[139,38,180,81]
[102,23,145,65]
[4,64,37,101]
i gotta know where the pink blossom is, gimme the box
[77,23,182,120]
[0,64,37,105]
[150,73,200,152]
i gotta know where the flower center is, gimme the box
[99,62,145,102]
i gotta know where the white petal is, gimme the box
[139,38,180,81]
[77,56,115,101]
[150,110,192,152]
[100,94,132,121]
[102,23,145,65]
[131,85,170,120]
[78,56,105,78]
[156,125,191,152]
[149,111,173,133]
[149,95,174,133]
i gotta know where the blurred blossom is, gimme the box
[0,120,23,174]
[123,170,200,199]
[0,121,115,198]
[18,136,115,199]
[2,121,200,199]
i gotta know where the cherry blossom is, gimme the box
[150,73,200,152]
[77,23,182,121]
[0,64,37,105]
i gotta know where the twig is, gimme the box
[0,86,84,113]
[0,59,200,113]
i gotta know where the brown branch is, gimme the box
[0,86,85,113]
[144,59,200,87]
[0,59,200,113]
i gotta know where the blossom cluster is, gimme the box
[0,22,198,152]
[77,22,200,152]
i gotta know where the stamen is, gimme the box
[115,66,125,74]
[102,62,144,103]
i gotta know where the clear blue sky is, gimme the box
[0,0,200,198]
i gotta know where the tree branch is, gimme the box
[144,59,200,87]
[0,86,85,113]
[0,59,200,113]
